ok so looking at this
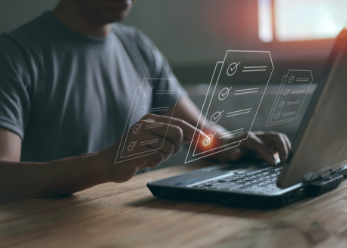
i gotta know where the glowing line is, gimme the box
[243,66,267,69]
[234,91,258,95]
[219,131,244,138]
[150,107,170,110]
[282,112,296,117]
[145,124,163,129]
[291,90,305,94]
[296,78,309,82]
[227,109,252,115]
[226,111,251,117]
[220,128,245,137]
[140,139,159,146]
[242,69,267,72]
[287,101,300,105]
[235,88,259,92]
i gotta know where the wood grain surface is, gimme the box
[1,162,347,248]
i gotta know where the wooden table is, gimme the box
[1,162,347,248]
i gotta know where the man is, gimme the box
[0,0,290,203]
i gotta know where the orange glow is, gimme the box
[195,132,222,154]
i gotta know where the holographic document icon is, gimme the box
[267,70,313,126]
[185,50,274,164]
[114,78,181,164]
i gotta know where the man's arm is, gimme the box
[0,128,111,204]
[0,127,21,162]
[0,114,207,204]
[165,98,291,165]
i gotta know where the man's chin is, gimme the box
[101,0,133,22]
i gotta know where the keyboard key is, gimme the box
[210,183,227,189]
[238,186,248,189]
[212,182,238,189]
[225,176,241,180]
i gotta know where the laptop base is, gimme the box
[148,183,307,209]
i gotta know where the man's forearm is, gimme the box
[0,152,109,204]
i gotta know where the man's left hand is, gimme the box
[215,131,291,166]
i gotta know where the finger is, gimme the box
[142,152,165,168]
[283,134,292,152]
[146,114,208,143]
[217,148,242,164]
[138,165,149,172]
[146,123,183,154]
[244,135,277,166]
[146,137,176,161]
[281,134,291,161]
[123,136,156,156]
[270,134,288,164]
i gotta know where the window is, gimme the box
[258,0,347,42]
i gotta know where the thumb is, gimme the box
[229,148,242,161]
[217,147,242,164]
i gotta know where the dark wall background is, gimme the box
[0,0,336,86]
[122,0,335,85]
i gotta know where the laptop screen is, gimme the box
[278,28,347,188]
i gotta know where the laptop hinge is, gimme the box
[308,170,343,196]
[320,169,332,179]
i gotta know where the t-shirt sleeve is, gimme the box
[133,29,188,108]
[0,37,31,139]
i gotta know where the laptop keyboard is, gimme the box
[189,166,283,194]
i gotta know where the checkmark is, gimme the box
[127,141,137,151]
[218,87,232,101]
[144,87,153,97]
[133,123,143,134]
[139,106,147,115]
[210,111,224,124]
[229,65,237,73]
[226,62,241,76]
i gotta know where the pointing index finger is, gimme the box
[149,115,208,143]
[169,117,209,144]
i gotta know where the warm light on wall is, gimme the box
[259,0,347,42]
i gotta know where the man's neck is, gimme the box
[52,1,111,37]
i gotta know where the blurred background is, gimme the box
[0,0,346,167]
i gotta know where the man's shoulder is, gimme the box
[112,24,158,62]
[0,12,50,52]
[111,23,151,47]
[2,13,48,38]
[112,23,142,39]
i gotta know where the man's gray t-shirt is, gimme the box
[0,12,187,162]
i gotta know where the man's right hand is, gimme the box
[101,113,208,183]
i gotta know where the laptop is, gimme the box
[147,28,347,209]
